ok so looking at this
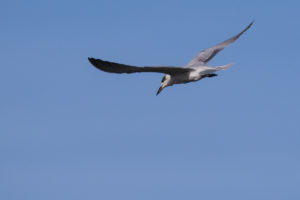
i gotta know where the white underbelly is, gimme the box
[188,71,202,81]
[170,72,201,85]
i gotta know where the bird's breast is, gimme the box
[170,72,200,85]
[188,71,202,81]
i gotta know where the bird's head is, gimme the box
[156,75,171,95]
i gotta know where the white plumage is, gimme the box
[88,21,253,95]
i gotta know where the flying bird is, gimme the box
[88,21,253,95]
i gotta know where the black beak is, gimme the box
[156,86,163,96]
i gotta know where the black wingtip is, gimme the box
[247,20,255,29]
[237,21,254,37]
[88,57,98,67]
[88,57,94,63]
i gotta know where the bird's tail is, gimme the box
[215,63,234,71]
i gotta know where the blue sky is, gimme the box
[1,0,300,199]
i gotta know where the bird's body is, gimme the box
[156,63,233,95]
[174,64,233,84]
[88,21,253,95]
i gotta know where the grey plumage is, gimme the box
[88,58,192,75]
[88,21,253,95]
[187,21,254,66]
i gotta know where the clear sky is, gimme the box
[1,0,300,199]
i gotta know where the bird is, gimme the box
[88,21,253,95]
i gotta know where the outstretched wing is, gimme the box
[187,21,254,66]
[88,58,193,75]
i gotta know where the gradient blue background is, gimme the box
[1,0,300,199]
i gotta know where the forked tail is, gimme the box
[215,63,234,71]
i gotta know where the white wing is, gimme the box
[188,21,254,66]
